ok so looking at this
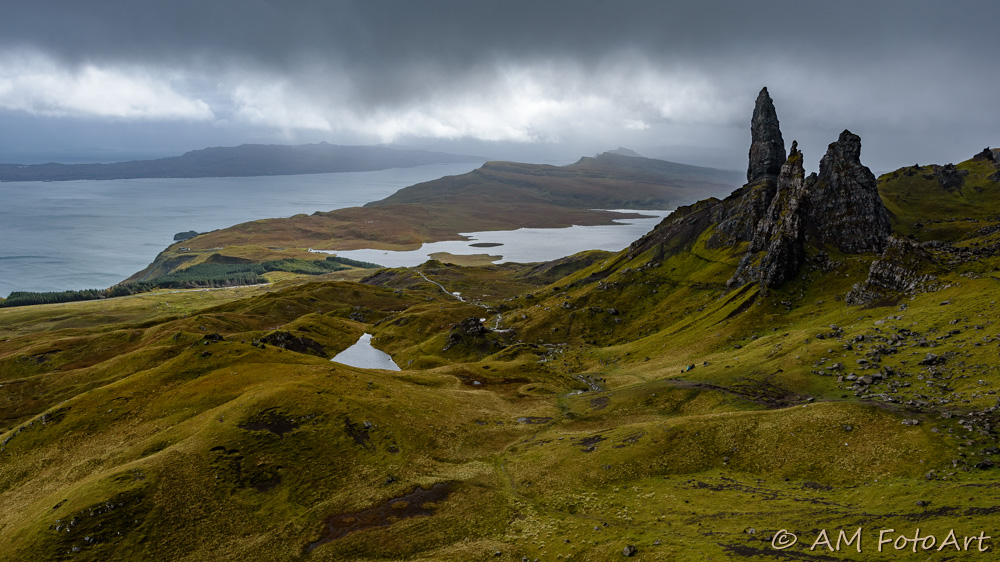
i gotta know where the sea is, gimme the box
[0,163,671,298]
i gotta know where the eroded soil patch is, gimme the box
[238,408,300,437]
[305,482,454,552]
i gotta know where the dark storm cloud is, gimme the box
[4,1,993,67]
[1,1,998,170]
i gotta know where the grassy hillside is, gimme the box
[3,149,1000,559]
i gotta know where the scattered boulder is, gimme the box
[919,353,945,366]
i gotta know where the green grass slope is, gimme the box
[2,153,1000,560]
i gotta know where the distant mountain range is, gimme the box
[0,142,485,182]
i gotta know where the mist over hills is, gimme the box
[0,142,485,182]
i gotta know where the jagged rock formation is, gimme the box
[845,236,940,306]
[973,147,995,162]
[643,89,893,292]
[707,88,784,248]
[802,130,891,253]
[728,142,807,289]
[747,87,786,184]
[706,181,777,248]
[972,147,1000,182]
[723,128,889,290]
[442,317,505,354]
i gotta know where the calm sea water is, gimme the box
[0,164,479,297]
[0,165,672,298]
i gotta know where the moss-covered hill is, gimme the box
[2,140,1000,560]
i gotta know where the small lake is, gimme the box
[331,333,401,371]
[310,209,673,267]
[0,163,480,297]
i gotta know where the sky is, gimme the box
[0,0,997,172]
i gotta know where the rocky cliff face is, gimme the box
[707,88,784,248]
[802,130,891,254]
[747,87,786,184]
[845,236,940,306]
[706,181,777,248]
[728,142,807,289]
[641,88,894,293]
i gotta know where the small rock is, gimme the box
[622,545,637,557]
[915,500,930,507]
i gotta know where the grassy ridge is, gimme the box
[2,257,383,309]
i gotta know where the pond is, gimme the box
[331,333,401,371]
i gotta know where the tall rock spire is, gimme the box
[729,141,807,289]
[747,87,786,184]
[707,87,786,248]
[802,130,891,253]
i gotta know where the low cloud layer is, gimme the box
[0,52,211,120]
[1,1,997,171]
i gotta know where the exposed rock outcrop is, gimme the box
[845,236,940,306]
[255,331,326,357]
[642,90,894,292]
[628,198,722,260]
[972,148,1000,182]
[707,87,784,248]
[973,147,995,162]
[706,181,777,248]
[802,130,891,254]
[442,317,505,354]
[728,142,807,289]
[747,87,786,184]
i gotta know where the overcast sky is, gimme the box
[1,0,996,172]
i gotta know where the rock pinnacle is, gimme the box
[747,87,786,184]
